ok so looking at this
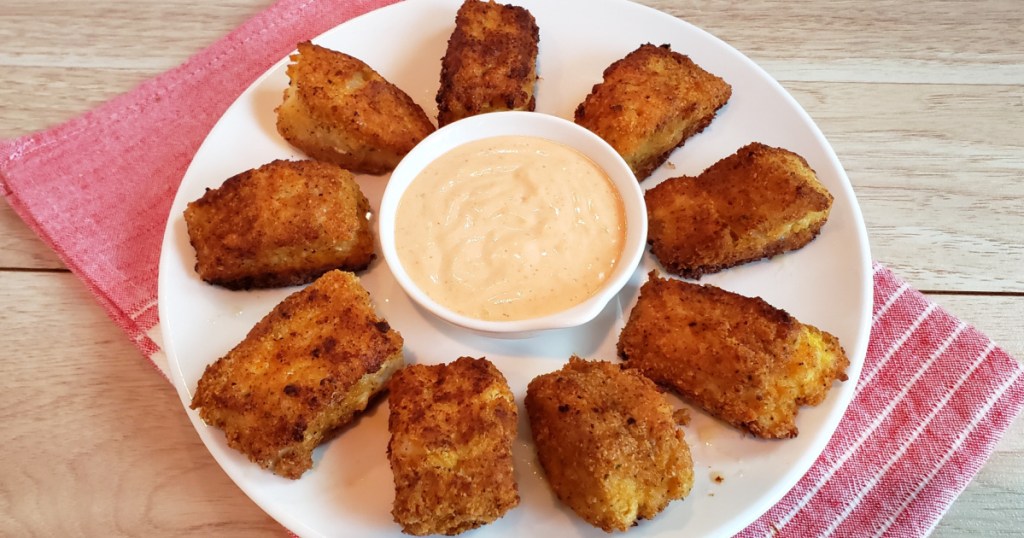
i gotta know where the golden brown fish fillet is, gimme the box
[436,0,539,127]
[525,356,693,532]
[388,357,519,536]
[276,41,435,175]
[574,43,732,181]
[645,142,834,279]
[184,159,374,290]
[617,273,849,439]
[190,270,404,479]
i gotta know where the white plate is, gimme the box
[158,0,872,536]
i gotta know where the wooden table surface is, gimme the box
[1,0,1021,535]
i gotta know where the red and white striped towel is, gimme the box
[1,0,1021,536]
[739,263,1024,537]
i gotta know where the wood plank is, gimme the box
[0,66,165,138]
[0,0,269,138]
[924,293,1024,535]
[0,0,269,269]
[0,201,64,269]
[641,0,1024,84]
[0,1,270,69]
[3,0,1022,85]
[0,272,282,536]
[934,416,1024,537]
[925,294,1024,364]
[787,81,1024,292]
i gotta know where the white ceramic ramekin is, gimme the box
[378,111,647,337]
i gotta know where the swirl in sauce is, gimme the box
[395,135,626,321]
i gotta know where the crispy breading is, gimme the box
[645,142,834,279]
[617,273,849,439]
[435,0,539,127]
[276,41,435,175]
[190,270,404,479]
[387,357,519,536]
[525,356,693,532]
[183,159,374,290]
[574,43,731,181]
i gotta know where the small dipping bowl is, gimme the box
[378,111,647,337]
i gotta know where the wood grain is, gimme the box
[788,81,1024,292]
[927,295,1024,362]
[0,66,164,138]
[934,413,1024,537]
[643,0,1024,84]
[1,0,1021,536]
[0,272,282,537]
[0,201,64,269]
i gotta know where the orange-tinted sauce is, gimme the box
[395,136,626,321]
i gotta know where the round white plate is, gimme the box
[158,0,872,536]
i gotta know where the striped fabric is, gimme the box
[1,1,1021,536]
[740,263,1024,537]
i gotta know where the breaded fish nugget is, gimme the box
[525,356,693,532]
[617,273,849,439]
[388,357,518,536]
[646,142,834,279]
[575,43,731,181]
[276,41,435,175]
[184,159,374,290]
[436,0,539,127]
[190,270,404,479]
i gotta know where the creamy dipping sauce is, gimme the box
[395,135,626,321]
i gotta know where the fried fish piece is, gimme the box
[617,273,849,439]
[190,270,404,479]
[525,356,693,532]
[184,159,374,290]
[574,43,731,181]
[436,0,539,127]
[276,41,435,175]
[646,142,834,279]
[388,357,519,536]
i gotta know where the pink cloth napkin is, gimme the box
[0,0,400,365]
[1,0,1021,536]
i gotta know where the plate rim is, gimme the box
[157,0,874,536]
